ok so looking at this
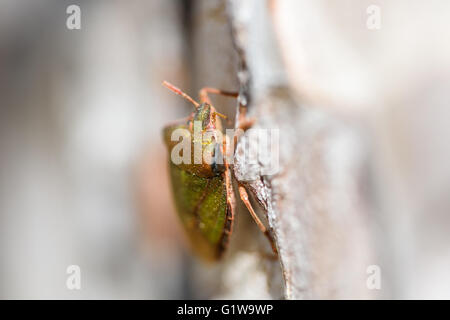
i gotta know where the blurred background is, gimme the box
[1,0,450,299]
[0,0,228,299]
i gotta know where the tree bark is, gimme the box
[226,0,374,299]
[191,0,450,299]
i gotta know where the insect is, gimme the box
[162,81,276,261]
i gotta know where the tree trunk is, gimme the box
[189,0,450,299]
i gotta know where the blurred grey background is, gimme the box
[0,0,194,299]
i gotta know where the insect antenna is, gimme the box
[213,111,227,120]
[162,81,199,108]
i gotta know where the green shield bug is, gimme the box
[162,81,277,261]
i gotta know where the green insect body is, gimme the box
[163,100,234,261]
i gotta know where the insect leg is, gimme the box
[221,135,236,248]
[236,116,255,131]
[199,87,238,104]
[238,184,278,255]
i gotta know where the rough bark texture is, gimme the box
[227,0,373,299]
[221,0,450,299]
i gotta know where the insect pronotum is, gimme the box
[162,81,277,261]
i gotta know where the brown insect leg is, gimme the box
[199,87,239,104]
[237,116,255,131]
[238,184,278,255]
[220,135,236,253]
